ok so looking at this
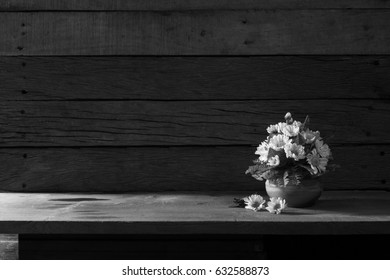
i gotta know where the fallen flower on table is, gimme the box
[233,195,288,214]
[266,197,287,214]
[243,194,266,212]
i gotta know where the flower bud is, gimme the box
[284,112,293,124]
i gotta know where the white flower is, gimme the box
[266,124,279,134]
[276,122,287,133]
[255,141,269,162]
[268,134,291,151]
[293,120,302,128]
[315,139,331,158]
[266,197,287,214]
[301,129,320,144]
[267,155,280,167]
[243,194,266,212]
[284,143,305,161]
[282,123,300,137]
[306,149,328,174]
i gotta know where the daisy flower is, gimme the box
[268,134,291,151]
[282,122,301,137]
[266,197,287,214]
[294,120,302,126]
[266,124,279,134]
[276,122,287,134]
[243,194,266,212]
[267,155,280,167]
[315,139,331,158]
[255,141,269,162]
[284,143,305,161]
[306,149,328,174]
[301,129,320,144]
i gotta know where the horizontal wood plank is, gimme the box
[0,191,389,234]
[2,56,389,101]
[0,100,389,146]
[2,0,390,10]
[0,145,388,192]
[1,11,390,55]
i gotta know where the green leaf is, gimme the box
[301,115,310,131]
[233,198,246,208]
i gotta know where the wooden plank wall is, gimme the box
[0,1,389,192]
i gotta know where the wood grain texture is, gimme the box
[0,100,389,146]
[1,10,390,55]
[0,234,18,260]
[0,191,389,234]
[2,0,390,10]
[2,56,389,101]
[0,146,388,192]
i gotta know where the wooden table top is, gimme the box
[0,191,389,235]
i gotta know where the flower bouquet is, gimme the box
[245,112,336,208]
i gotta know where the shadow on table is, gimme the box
[309,198,390,216]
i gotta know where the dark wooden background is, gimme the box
[0,0,389,193]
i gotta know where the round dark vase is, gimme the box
[265,179,322,208]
